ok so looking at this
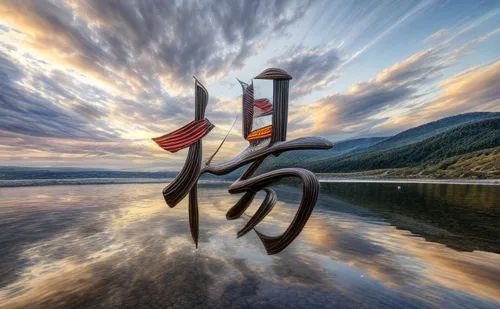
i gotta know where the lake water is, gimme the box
[0,182,499,309]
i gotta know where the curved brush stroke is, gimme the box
[229,168,319,255]
[239,79,254,140]
[162,78,208,207]
[162,140,202,207]
[202,137,332,176]
[189,185,199,247]
[226,191,256,220]
[237,187,277,238]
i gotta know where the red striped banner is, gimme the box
[254,98,272,117]
[153,118,214,153]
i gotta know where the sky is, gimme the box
[0,0,499,171]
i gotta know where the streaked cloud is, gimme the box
[288,20,500,140]
[422,60,500,118]
[342,0,434,66]
[0,55,116,141]
[369,60,500,134]
[288,47,448,138]
[269,43,342,97]
[0,0,312,93]
[423,29,449,43]
[450,28,500,61]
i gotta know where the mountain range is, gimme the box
[258,112,500,179]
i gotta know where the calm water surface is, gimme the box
[0,182,499,309]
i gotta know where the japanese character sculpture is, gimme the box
[152,68,333,255]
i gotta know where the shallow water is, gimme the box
[0,182,499,309]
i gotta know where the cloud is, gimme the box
[343,0,433,66]
[269,43,342,97]
[0,51,184,167]
[0,0,498,170]
[371,60,500,134]
[0,49,247,170]
[288,48,448,138]
[0,0,312,95]
[424,60,500,117]
[0,0,316,170]
[450,28,500,61]
[288,22,500,140]
[0,55,116,141]
[423,29,449,43]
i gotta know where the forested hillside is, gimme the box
[257,113,500,177]
[310,116,500,173]
[257,137,386,171]
[364,112,499,152]
[316,146,500,179]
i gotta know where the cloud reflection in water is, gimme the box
[0,183,498,309]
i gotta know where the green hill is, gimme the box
[258,112,500,174]
[317,146,500,179]
[257,114,500,177]
[309,116,500,173]
[363,112,499,152]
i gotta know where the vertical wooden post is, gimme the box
[271,79,289,144]
[254,68,292,145]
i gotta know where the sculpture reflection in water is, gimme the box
[152,68,333,255]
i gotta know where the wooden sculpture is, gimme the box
[153,68,333,255]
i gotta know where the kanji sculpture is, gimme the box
[153,68,333,255]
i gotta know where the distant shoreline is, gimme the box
[316,176,500,186]
[0,176,498,188]
[0,178,233,188]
